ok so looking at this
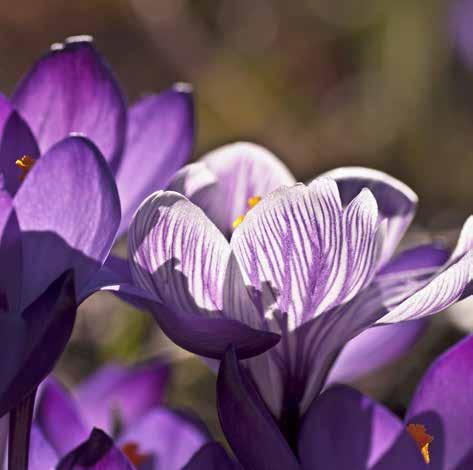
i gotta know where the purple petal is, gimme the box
[129,190,279,358]
[167,162,217,201]
[117,408,209,470]
[116,84,194,236]
[330,245,448,385]
[379,262,471,322]
[57,429,135,470]
[13,135,121,309]
[146,301,280,359]
[298,385,424,469]
[327,320,427,384]
[406,334,473,469]
[29,425,58,470]
[0,93,13,133]
[217,347,301,470]
[323,166,418,266]
[0,111,39,196]
[36,378,88,456]
[0,190,22,313]
[80,256,149,310]
[12,36,126,171]
[0,272,76,416]
[174,142,296,238]
[183,443,242,470]
[76,361,170,434]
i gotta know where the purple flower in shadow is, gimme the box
[0,35,194,417]
[205,338,473,470]
[122,143,471,426]
[27,360,209,470]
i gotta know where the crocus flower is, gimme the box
[0,133,119,423]
[28,360,209,470]
[2,35,194,238]
[0,33,193,414]
[126,142,470,425]
[210,333,473,470]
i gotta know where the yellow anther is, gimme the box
[407,423,433,464]
[248,196,261,208]
[232,195,262,230]
[121,442,151,467]
[15,155,36,181]
[232,214,245,229]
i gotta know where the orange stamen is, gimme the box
[121,442,151,467]
[248,196,261,208]
[15,155,36,181]
[407,423,433,464]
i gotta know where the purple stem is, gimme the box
[8,389,37,470]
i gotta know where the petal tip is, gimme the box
[50,42,65,51]
[173,82,193,93]
[327,166,419,204]
[65,35,94,44]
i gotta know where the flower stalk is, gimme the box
[8,388,36,470]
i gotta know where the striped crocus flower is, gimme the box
[125,143,472,426]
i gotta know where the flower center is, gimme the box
[232,195,262,229]
[407,423,433,464]
[121,442,151,467]
[15,155,36,181]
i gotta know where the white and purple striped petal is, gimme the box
[323,166,418,267]
[379,216,473,323]
[231,179,381,330]
[247,242,450,417]
[128,190,279,358]
[129,191,231,316]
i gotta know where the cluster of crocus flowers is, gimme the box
[0,33,472,470]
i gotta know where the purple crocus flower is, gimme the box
[0,33,193,416]
[3,35,194,239]
[126,143,472,426]
[209,334,473,470]
[26,360,209,470]
[0,133,119,433]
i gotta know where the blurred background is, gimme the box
[2,0,472,440]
